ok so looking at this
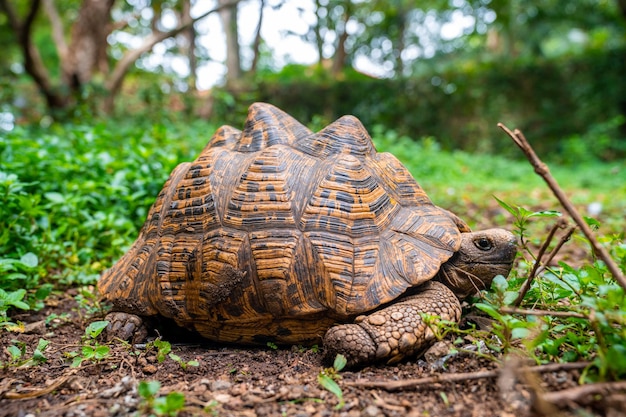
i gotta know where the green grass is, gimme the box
[371,125,626,231]
[1,120,625,380]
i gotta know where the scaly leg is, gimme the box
[323,281,461,368]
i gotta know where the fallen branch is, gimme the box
[497,124,626,292]
[3,370,77,399]
[500,306,586,319]
[345,361,590,391]
[542,381,626,407]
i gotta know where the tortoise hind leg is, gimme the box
[323,281,461,368]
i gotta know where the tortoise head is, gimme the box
[437,228,517,299]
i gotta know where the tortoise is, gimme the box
[99,102,517,367]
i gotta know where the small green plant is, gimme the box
[146,338,200,370]
[138,380,186,417]
[266,341,278,350]
[67,320,111,367]
[168,352,199,371]
[74,287,107,320]
[474,277,535,355]
[0,288,29,328]
[150,338,172,363]
[2,338,49,368]
[317,354,347,409]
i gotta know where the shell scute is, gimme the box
[233,102,312,152]
[294,115,376,159]
[300,154,396,237]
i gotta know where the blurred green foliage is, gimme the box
[212,47,626,160]
[0,120,212,306]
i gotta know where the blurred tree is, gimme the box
[219,0,241,86]
[0,0,240,116]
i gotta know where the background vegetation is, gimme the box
[1,0,625,158]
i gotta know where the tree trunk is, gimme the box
[182,0,197,91]
[64,0,114,90]
[331,0,352,76]
[314,0,324,66]
[615,0,626,137]
[249,0,265,73]
[219,0,241,85]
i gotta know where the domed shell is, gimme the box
[98,103,465,344]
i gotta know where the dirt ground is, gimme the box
[1,287,623,417]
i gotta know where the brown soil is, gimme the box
[1,289,622,417]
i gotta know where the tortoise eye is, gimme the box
[475,237,493,251]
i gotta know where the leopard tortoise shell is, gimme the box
[99,102,517,367]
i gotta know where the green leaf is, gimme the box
[162,391,185,412]
[318,374,344,408]
[7,345,22,360]
[474,303,503,321]
[529,210,562,218]
[44,192,65,204]
[511,327,531,339]
[82,345,96,358]
[153,339,171,363]
[94,345,110,360]
[139,380,161,399]
[34,284,53,300]
[491,275,509,293]
[35,338,49,352]
[3,289,29,310]
[19,252,38,268]
[6,289,26,303]
[584,216,601,230]
[493,196,516,217]
[85,320,109,339]
[187,359,199,367]
[333,354,347,372]
[71,356,83,368]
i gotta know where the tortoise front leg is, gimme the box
[323,281,461,368]
[104,312,149,343]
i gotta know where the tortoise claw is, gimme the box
[104,312,149,343]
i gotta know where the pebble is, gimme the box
[213,393,232,403]
[142,364,157,374]
[211,379,232,391]
[361,405,382,416]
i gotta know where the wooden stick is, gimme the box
[499,306,586,319]
[345,362,590,391]
[3,370,76,399]
[497,124,626,291]
[533,225,577,278]
[513,219,565,307]
[542,381,626,407]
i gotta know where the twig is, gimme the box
[3,370,77,399]
[497,124,626,292]
[533,225,577,277]
[514,219,565,307]
[345,362,590,391]
[500,306,586,319]
[541,381,626,407]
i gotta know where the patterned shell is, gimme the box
[98,103,466,344]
